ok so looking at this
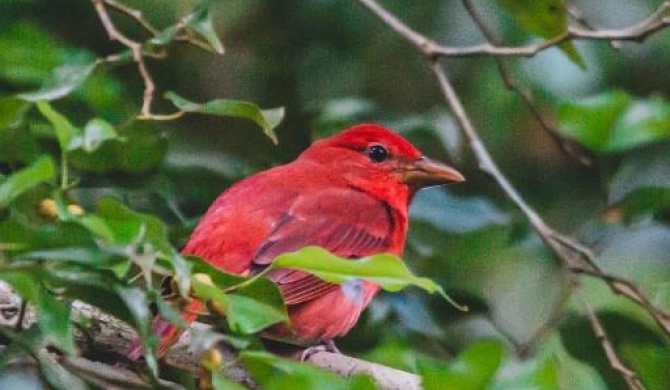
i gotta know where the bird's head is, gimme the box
[301,124,464,200]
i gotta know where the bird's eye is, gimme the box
[367,144,388,163]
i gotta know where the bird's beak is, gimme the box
[402,157,465,189]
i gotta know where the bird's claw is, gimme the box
[300,340,341,361]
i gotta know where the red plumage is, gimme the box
[128,124,463,359]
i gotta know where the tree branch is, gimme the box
[356,0,670,58]
[354,0,670,337]
[353,0,670,387]
[0,283,421,390]
[91,0,157,118]
[579,292,646,390]
[460,0,593,166]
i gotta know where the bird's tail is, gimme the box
[127,299,203,361]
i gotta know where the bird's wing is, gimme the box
[252,188,397,305]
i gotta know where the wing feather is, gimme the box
[253,188,395,305]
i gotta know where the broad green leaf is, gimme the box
[0,155,54,209]
[36,350,88,390]
[241,350,370,390]
[0,97,30,131]
[69,118,119,153]
[490,356,559,390]
[609,143,670,204]
[192,276,287,334]
[496,0,583,67]
[0,125,41,164]
[36,101,81,150]
[187,0,225,54]
[19,54,97,101]
[117,124,167,173]
[620,343,670,390]
[149,26,180,47]
[46,267,135,326]
[96,198,190,292]
[557,90,670,153]
[557,90,631,152]
[165,91,283,144]
[226,289,287,334]
[190,257,287,333]
[420,340,504,390]
[274,246,446,295]
[116,286,158,376]
[608,143,670,218]
[36,286,75,355]
[212,372,248,390]
[609,96,670,151]
[0,23,63,84]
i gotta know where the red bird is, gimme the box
[129,124,463,359]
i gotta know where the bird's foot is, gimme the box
[300,340,341,362]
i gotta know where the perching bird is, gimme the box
[128,124,464,360]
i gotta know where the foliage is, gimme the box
[0,0,669,389]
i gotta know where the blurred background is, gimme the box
[1,0,669,389]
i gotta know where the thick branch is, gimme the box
[0,284,421,390]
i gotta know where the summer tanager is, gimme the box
[128,124,463,360]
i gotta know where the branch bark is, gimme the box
[0,283,421,390]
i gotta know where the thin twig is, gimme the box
[460,0,593,166]
[354,0,670,339]
[103,0,160,36]
[578,292,646,390]
[356,0,670,59]
[91,0,156,117]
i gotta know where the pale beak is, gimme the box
[402,157,465,189]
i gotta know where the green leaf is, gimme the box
[212,372,248,390]
[19,54,97,101]
[0,97,30,131]
[95,198,190,291]
[69,118,119,153]
[192,275,287,334]
[274,246,444,294]
[36,287,75,355]
[116,286,158,376]
[164,91,283,144]
[274,247,466,310]
[36,351,88,390]
[620,343,670,390]
[241,350,367,390]
[0,22,63,84]
[490,355,560,390]
[226,288,287,334]
[0,155,55,209]
[610,96,670,151]
[187,0,225,54]
[148,26,180,47]
[35,101,81,150]
[557,91,670,153]
[496,0,583,67]
[117,124,167,173]
[609,143,670,204]
[420,340,504,390]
